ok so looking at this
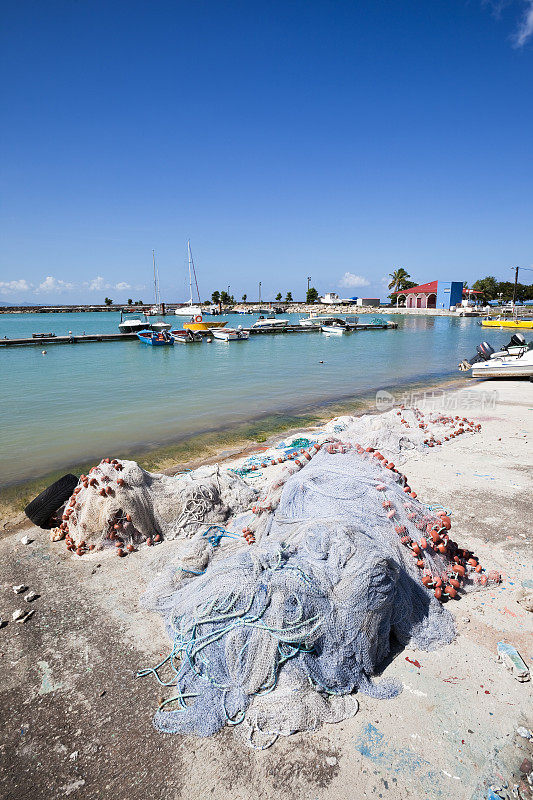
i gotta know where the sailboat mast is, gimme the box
[152,250,158,309]
[187,240,193,306]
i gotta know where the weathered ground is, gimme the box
[1,380,531,800]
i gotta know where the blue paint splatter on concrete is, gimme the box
[354,723,455,799]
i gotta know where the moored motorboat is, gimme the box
[171,329,203,344]
[471,349,533,378]
[252,316,288,330]
[299,314,345,328]
[150,320,172,332]
[211,327,249,341]
[481,316,533,329]
[137,329,175,346]
[321,322,347,335]
[459,333,533,377]
[119,309,148,334]
[183,315,227,332]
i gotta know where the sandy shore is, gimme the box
[0,379,531,800]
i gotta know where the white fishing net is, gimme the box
[58,459,257,549]
[323,407,478,462]
[138,444,493,748]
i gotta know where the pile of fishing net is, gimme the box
[138,443,492,749]
[322,407,480,461]
[53,458,257,551]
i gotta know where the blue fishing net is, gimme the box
[140,449,456,745]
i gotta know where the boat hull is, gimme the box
[472,363,533,377]
[321,326,346,334]
[211,328,249,341]
[471,351,533,378]
[136,330,174,346]
[481,320,533,329]
[183,321,228,331]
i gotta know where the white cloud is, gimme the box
[36,276,74,293]
[339,272,370,289]
[0,279,32,294]
[87,276,108,291]
[513,0,533,46]
[115,281,132,291]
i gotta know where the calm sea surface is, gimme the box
[0,311,489,486]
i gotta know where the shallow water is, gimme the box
[0,311,488,485]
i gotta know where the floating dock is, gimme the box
[0,323,397,347]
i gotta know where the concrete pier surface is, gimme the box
[0,380,531,800]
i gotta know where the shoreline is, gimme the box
[1,371,477,527]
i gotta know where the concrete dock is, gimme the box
[0,323,396,347]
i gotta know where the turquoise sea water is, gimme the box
[0,311,488,486]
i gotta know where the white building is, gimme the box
[356,298,380,307]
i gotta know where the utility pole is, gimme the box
[258,281,262,304]
[307,276,311,294]
[512,266,519,307]
[510,265,533,307]
[227,285,230,297]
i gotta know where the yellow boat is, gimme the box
[182,316,228,332]
[481,318,533,329]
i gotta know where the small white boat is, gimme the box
[471,348,533,378]
[171,329,202,344]
[321,323,347,335]
[119,316,148,334]
[252,316,289,329]
[300,315,345,328]
[150,320,172,332]
[459,333,533,377]
[211,327,249,341]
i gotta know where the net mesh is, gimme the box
[60,460,257,549]
[138,446,481,747]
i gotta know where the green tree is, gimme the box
[242,293,247,302]
[306,287,319,304]
[211,290,221,305]
[104,297,113,306]
[388,280,416,302]
[388,268,412,293]
[275,292,282,301]
[285,291,293,303]
[472,276,499,301]
[135,299,144,305]
[220,290,231,305]
[127,298,133,305]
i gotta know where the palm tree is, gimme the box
[276,292,282,301]
[242,293,247,302]
[388,268,411,293]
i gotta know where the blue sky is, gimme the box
[1,0,532,304]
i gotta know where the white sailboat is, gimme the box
[175,241,204,316]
